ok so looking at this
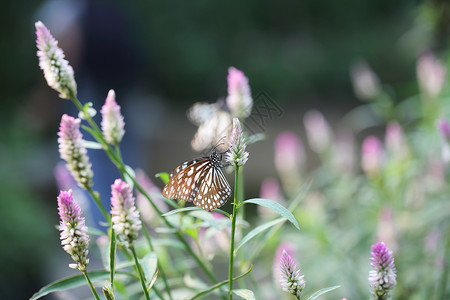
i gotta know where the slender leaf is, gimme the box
[306,285,341,300]
[190,265,253,299]
[30,270,110,299]
[83,140,103,149]
[141,252,158,284]
[233,289,255,300]
[155,172,170,185]
[87,227,107,237]
[189,211,221,230]
[234,218,285,255]
[124,165,135,189]
[162,207,203,216]
[242,198,300,229]
[109,228,116,291]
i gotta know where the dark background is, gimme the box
[0,0,448,299]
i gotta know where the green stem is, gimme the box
[86,187,110,223]
[142,225,173,300]
[130,245,151,300]
[191,265,253,300]
[228,165,240,299]
[83,271,101,300]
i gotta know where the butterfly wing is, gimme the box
[162,157,210,202]
[192,166,232,211]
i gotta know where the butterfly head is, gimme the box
[209,150,225,168]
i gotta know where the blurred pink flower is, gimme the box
[350,60,380,101]
[332,131,355,173]
[437,118,450,164]
[417,52,446,98]
[385,122,409,159]
[275,131,305,175]
[437,118,450,141]
[135,169,168,225]
[361,136,384,177]
[303,110,332,154]
[376,207,397,252]
[226,67,253,119]
[259,178,283,218]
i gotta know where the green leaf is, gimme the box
[306,285,341,300]
[82,140,103,149]
[155,172,170,185]
[124,165,135,189]
[162,207,203,216]
[189,211,221,230]
[141,252,158,284]
[242,198,300,229]
[232,289,255,300]
[30,270,110,299]
[109,229,116,288]
[87,227,107,237]
[235,218,285,255]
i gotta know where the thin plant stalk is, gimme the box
[82,271,101,300]
[228,165,240,299]
[141,224,173,300]
[86,187,110,223]
[130,245,151,300]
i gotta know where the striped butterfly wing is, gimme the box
[162,157,210,202]
[162,154,232,210]
[192,165,231,211]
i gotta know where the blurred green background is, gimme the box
[1,0,449,299]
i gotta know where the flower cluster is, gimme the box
[35,21,77,99]
[280,250,305,299]
[225,118,249,167]
[369,241,397,300]
[57,190,90,271]
[101,89,125,145]
[110,179,142,247]
[58,114,93,189]
[226,67,253,119]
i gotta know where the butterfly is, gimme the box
[162,150,232,211]
[187,100,232,153]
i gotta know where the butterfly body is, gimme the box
[162,151,232,211]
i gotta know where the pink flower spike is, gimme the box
[57,190,90,271]
[226,67,253,119]
[58,114,93,190]
[110,179,141,247]
[35,21,77,99]
[369,241,397,300]
[280,250,305,298]
[101,89,125,145]
[225,118,249,167]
